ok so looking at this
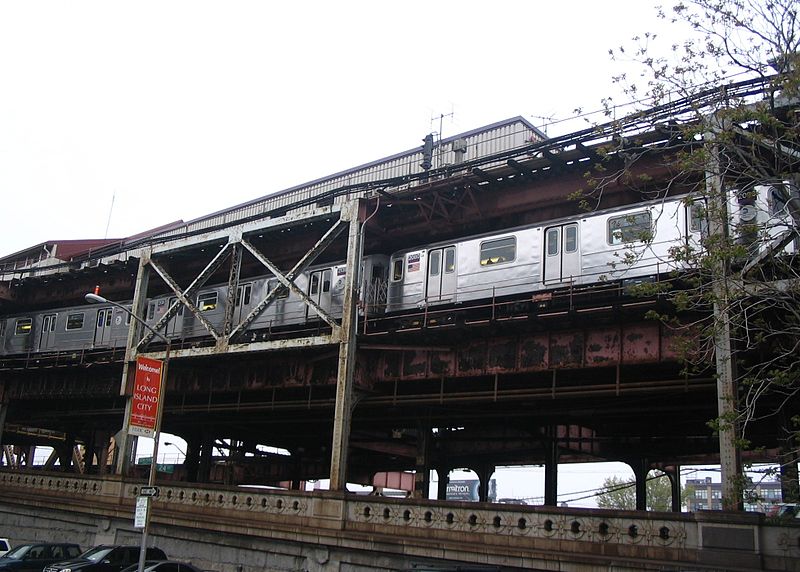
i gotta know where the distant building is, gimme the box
[686,476,783,512]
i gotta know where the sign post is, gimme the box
[85,292,171,572]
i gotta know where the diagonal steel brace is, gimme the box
[137,244,232,349]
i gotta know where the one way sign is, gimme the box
[139,486,160,497]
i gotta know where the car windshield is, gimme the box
[2,545,31,560]
[79,547,113,562]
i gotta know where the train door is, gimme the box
[425,246,456,304]
[93,308,114,346]
[234,282,253,323]
[543,223,580,285]
[165,297,184,337]
[307,268,333,320]
[38,313,58,350]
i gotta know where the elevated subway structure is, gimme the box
[0,81,799,571]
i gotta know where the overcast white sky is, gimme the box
[0,0,688,259]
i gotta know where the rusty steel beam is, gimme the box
[376,322,685,382]
[330,200,363,490]
[222,242,243,337]
[228,218,348,339]
[237,239,339,336]
[138,244,233,348]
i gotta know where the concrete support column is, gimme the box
[543,428,559,507]
[329,200,363,491]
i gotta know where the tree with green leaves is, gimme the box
[578,0,799,509]
[596,471,680,512]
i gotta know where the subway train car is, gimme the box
[0,183,796,357]
[385,183,798,312]
[386,194,703,312]
[0,256,390,356]
[143,255,389,340]
[0,302,133,355]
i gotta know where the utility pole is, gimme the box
[705,123,743,511]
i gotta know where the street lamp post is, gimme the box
[85,293,170,572]
[164,441,186,463]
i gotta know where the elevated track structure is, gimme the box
[0,75,798,571]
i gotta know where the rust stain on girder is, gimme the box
[374,322,682,382]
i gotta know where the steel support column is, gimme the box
[632,458,648,512]
[666,466,682,513]
[543,427,559,506]
[0,404,7,457]
[329,200,363,491]
[780,409,799,503]
[436,467,451,501]
[116,254,152,476]
[413,424,431,500]
[476,463,495,503]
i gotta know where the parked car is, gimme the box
[0,543,82,572]
[44,546,167,572]
[0,541,10,558]
[768,503,800,519]
[120,561,203,572]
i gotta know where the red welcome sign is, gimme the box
[128,356,164,438]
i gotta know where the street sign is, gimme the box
[134,496,149,528]
[129,356,164,438]
[139,486,160,497]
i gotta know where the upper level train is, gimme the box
[1,182,796,357]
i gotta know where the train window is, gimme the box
[565,225,578,253]
[310,273,320,295]
[768,185,789,216]
[546,228,559,256]
[429,250,441,276]
[66,313,85,331]
[392,258,404,281]
[608,212,652,244]
[480,236,516,266]
[0,320,5,338]
[445,248,455,273]
[236,284,252,307]
[322,270,332,293]
[689,203,707,233]
[148,302,156,321]
[198,292,218,312]
[14,318,32,335]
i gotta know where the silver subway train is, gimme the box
[1,185,796,357]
